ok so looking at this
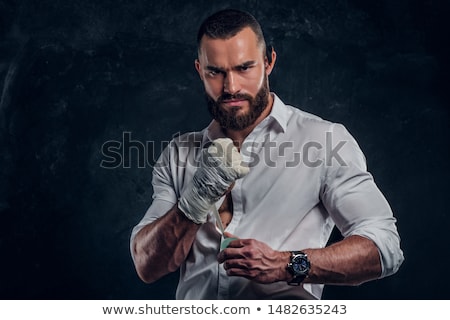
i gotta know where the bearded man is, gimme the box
[130,9,404,299]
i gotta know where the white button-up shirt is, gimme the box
[131,93,404,299]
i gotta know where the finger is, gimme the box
[225,268,254,279]
[222,261,258,280]
[217,245,246,263]
[223,258,252,270]
[223,231,238,239]
[226,237,256,248]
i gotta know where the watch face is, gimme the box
[292,254,309,274]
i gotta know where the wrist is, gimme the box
[281,251,294,282]
[178,191,211,224]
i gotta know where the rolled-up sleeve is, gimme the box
[129,144,178,259]
[320,124,404,278]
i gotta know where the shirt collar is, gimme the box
[268,93,289,133]
[204,92,289,143]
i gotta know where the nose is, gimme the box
[223,71,240,95]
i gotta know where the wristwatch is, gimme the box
[286,251,310,285]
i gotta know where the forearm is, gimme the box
[220,234,381,286]
[303,235,382,286]
[132,204,200,283]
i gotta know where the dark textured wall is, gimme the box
[0,0,448,299]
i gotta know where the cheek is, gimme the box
[203,78,223,98]
[246,72,265,93]
[245,64,266,87]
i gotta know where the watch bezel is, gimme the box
[287,251,310,285]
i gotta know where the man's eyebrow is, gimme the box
[236,61,257,68]
[206,65,224,72]
[205,61,257,72]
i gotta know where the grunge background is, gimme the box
[0,0,448,299]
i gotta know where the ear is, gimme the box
[194,59,204,80]
[265,49,277,76]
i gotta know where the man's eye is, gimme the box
[208,70,219,76]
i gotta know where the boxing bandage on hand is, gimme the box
[178,138,249,224]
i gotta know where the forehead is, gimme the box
[198,27,264,65]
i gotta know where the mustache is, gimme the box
[217,93,253,103]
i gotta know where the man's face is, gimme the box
[195,27,275,130]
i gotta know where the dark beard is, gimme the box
[206,79,270,130]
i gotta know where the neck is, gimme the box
[224,93,274,148]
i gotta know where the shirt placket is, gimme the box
[216,177,244,299]
[216,121,269,299]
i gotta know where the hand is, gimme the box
[217,233,291,284]
[178,138,249,224]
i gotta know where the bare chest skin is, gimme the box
[218,192,233,229]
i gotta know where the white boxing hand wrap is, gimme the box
[178,138,249,224]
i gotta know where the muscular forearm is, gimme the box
[219,235,381,286]
[132,204,200,283]
[302,235,382,286]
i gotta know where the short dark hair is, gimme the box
[197,9,266,54]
